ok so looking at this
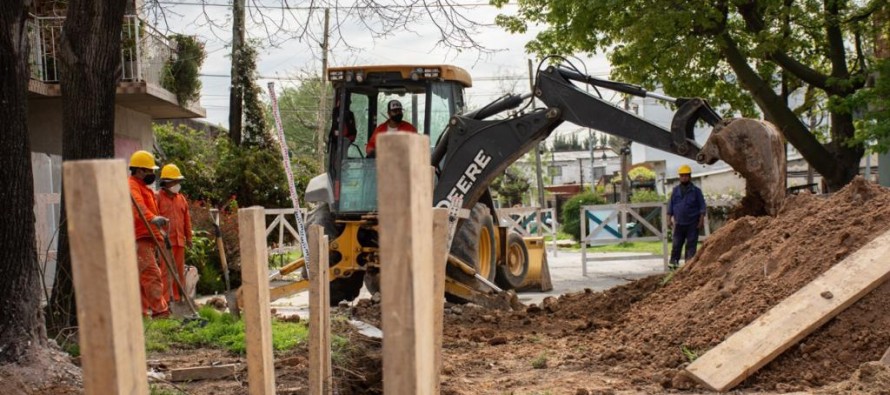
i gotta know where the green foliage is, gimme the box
[237,40,269,147]
[630,189,664,203]
[154,123,219,203]
[851,59,890,153]
[494,0,883,187]
[628,166,655,181]
[681,345,700,362]
[531,353,548,369]
[154,123,318,209]
[162,34,206,105]
[561,191,607,241]
[144,306,308,354]
[491,168,531,206]
[270,76,331,158]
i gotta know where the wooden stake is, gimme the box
[432,208,449,393]
[308,224,332,395]
[377,133,436,395]
[62,159,148,395]
[239,207,275,395]
[170,364,237,382]
[686,228,890,391]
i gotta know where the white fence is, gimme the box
[580,202,669,274]
[264,208,308,255]
[495,207,558,256]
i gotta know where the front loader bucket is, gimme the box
[518,237,553,292]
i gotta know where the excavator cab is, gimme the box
[319,65,472,215]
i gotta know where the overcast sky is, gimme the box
[151,1,612,137]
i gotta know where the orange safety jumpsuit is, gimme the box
[156,189,191,302]
[129,176,169,318]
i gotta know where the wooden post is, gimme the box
[377,133,436,395]
[432,208,449,392]
[239,207,275,395]
[308,224,332,395]
[62,159,149,395]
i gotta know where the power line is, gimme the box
[156,1,516,10]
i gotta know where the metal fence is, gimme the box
[579,201,735,275]
[495,207,559,256]
[580,202,669,274]
[28,14,176,85]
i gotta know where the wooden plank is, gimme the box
[308,225,332,395]
[377,133,436,395]
[432,208,449,393]
[170,364,237,382]
[686,228,890,392]
[62,160,149,395]
[239,207,276,395]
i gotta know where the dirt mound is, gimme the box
[816,362,890,395]
[577,177,890,390]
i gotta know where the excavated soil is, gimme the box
[350,177,890,393]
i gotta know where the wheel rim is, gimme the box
[506,242,524,276]
[478,226,492,278]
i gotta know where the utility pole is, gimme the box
[228,0,245,144]
[316,8,330,166]
[530,59,545,208]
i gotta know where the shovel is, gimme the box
[211,209,239,318]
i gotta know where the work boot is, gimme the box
[668,260,680,271]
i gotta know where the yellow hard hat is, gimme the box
[678,164,692,175]
[160,164,185,180]
[129,150,159,170]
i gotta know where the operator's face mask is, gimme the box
[142,173,157,185]
[167,184,182,193]
[390,110,403,123]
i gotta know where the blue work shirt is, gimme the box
[667,183,706,226]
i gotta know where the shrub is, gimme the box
[561,191,607,241]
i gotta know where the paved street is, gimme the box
[261,249,668,314]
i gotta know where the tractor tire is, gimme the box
[446,203,497,303]
[306,203,365,305]
[495,232,530,290]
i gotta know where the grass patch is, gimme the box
[150,384,186,395]
[680,345,700,362]
[587,241,666,255]
[144,306,307,354]
[269,249,302,269]
[531,352,548,369]
[660,269,677,286]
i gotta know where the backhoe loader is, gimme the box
[265,59,778,309]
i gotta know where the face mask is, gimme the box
[392,114,404,123]
[167,184,182,193]
[142,174,156,185]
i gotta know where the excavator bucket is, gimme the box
[518,237,553,292]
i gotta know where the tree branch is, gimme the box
[824,0,850,80]
[735,1,831,90]
[716,32,836,178]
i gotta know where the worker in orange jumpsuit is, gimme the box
[156,164,192,303]
[129,150,170,318]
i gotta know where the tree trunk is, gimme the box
[228,0,246,144]
[824,111,864,191]
[46,0,127,336]
[0,0,48,363]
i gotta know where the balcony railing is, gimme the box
[28,14,176,87]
